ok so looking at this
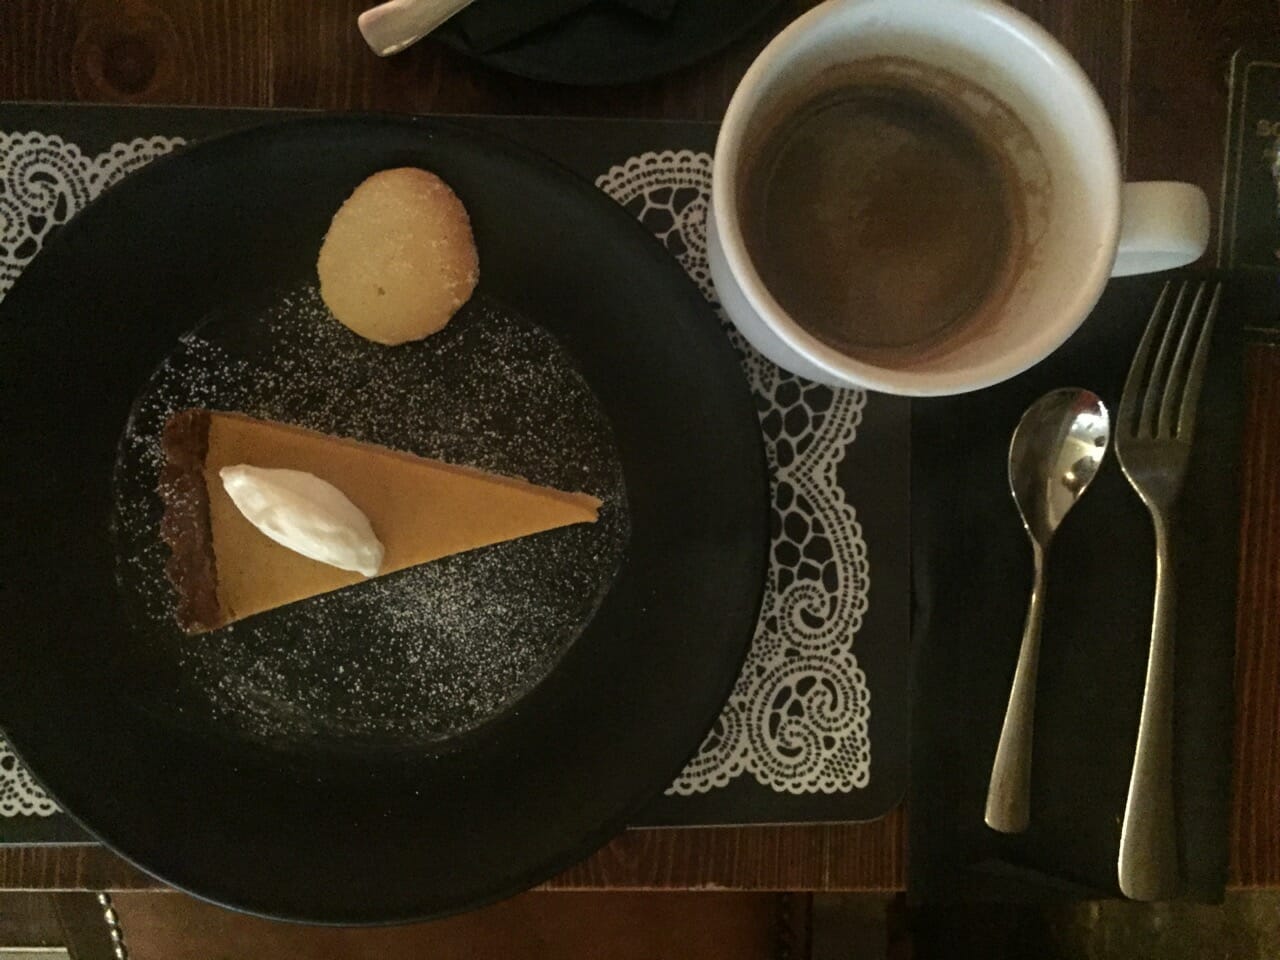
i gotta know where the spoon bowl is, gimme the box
[1009,390,1111,545]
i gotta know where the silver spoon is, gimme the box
[358,0,476,57]
[985,388,1110,834]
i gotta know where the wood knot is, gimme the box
[73,4,177,101]
[102,32,157,95]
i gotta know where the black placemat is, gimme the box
[909,271,1261,902]
[0,103,911,840]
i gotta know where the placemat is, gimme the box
[909,271,1260,902]
[0,103,911,840]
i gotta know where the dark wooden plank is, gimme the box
[0,0,805,117]
[0,891,67,946]
[109,889,787,958]
[0,812,905,893]
[0,846,155,892]
[0,1,77,103]
[1232,344,1280,888]
[65,0,271,106]
[545,812,907,891]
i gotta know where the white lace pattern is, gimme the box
[1,132,185,300]
[597,151,872,795]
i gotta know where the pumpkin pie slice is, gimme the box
[159,409,601,634]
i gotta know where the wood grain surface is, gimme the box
[1232,344,1280,889]
[107,890,790,959]
[0,0,1277,895]
[0,813,906,893]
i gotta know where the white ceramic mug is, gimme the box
[709,0,1211,396]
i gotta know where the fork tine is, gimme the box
[1157,282,1208,438]
[1176,281,1222,440]
[1139,282,1188,438]
[1119,281,1172,436]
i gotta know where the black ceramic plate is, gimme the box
[0,115,767,923]
[436,0,784,85]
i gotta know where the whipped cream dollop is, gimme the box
[219,465,385,577]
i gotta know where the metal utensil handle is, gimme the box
[985,545,1046,834]
[1119,517,1179,900]
[358,0,474,57]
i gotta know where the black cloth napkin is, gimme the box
[454,0,597,52]
[909,271,1263,903]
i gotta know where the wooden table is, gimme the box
[0,0,1276,895]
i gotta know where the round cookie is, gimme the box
[317,168,480,345]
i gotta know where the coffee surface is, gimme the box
[742,71,1030,358]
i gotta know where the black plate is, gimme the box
[436,0,784,85]
[0,115,767,923]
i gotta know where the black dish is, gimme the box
[436,0,784,86]
[0,115,768,923]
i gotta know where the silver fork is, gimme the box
[1114,279,1222,901]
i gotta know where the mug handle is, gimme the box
[1112,182,1211,277]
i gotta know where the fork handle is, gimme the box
[985,544,1046,834]
[1119,517,1179,900]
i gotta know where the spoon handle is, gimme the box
[985,544,1046,834]
[358,0,475,57]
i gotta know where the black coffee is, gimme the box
[741,62,1038,359]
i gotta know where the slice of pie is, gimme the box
[159,409,601,633]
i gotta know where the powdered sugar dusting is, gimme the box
[111,283,628,747]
